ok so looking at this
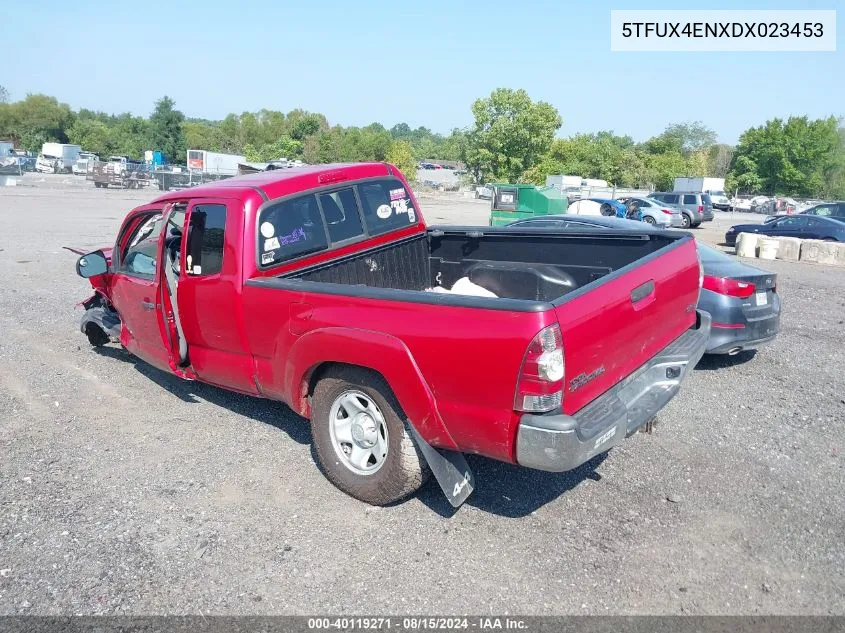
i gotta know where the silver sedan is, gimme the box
[618,197,685,228]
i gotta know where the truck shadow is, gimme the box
[695,349,757,371]
[91,345,311,446]
[415,453,608,518]
[93,343,605,517]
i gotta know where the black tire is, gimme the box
[600,203,615,217]
[311,366,430,505]
[692,221,702,228]
[643,215,656,225]
[84,323,109,347]
[681,213,692,228]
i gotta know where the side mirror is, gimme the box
[76,251,108,278]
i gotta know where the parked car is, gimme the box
[507,215,780,355]
[618,196,684,227]
[475,183,493,199]
[697,242,780,355]
[725,214,845,245]
[69,162,709,508]
[730,197,753,212]
[649,192,714,228]
[798,201,845,220]
[570,198,642,221]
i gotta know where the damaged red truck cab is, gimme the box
[73,162,710,507]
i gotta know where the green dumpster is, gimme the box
[488,184,569,226]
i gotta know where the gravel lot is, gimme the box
[0,174,843,615]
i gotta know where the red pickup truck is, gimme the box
[71,162,710,507]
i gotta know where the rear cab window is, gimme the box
[258,194,329,268]
[358,180,417,235]
[256,177,418,269]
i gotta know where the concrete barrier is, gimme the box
[833,242,845,266]
[800,239,824,263]
[758,237,779,260]
[735,232,758,258]
[776,237,802,262]
[813,241,844,266]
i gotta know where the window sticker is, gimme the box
[280,227,306,246]
[260,222,275,238]
[408,208,416,223]
[391,199,409,214]
[261,251,275,265]
[264,237,280,251]
[389,188,406,201]
[376,204,392,219]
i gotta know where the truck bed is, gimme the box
[284,226,682,305]
[246,224,700,440]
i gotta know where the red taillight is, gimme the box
[702,275,755,298]
[514,324,564,413]
[698,205,704,212]
[661,209,673,215]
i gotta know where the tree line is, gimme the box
[1,86,842,198]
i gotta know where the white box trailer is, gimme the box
[187,150,245,176]
[546,174,583,190]
[673,177,730,209]
[36,143,82,173]
[0,141,13,157]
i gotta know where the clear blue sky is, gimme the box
[2,0,842,144]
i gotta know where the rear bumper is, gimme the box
[515,311,711,472]
[706,313,780,354]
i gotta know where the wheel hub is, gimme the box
[351,413,378,448]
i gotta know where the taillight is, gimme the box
[698,205,704,212]
[702,275,755,298]
[514,324,564,413]
[661,209,673,215]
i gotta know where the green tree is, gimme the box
[464,88,562,182]
[728,115,844,196]
[243,143,261,162]
[0,85,9,104]
[149,96,186,162]
[386,140,417,181]
[260,136,302,161]
[67,119,112,156]
[0,94,74,148]
[647,121,717,155]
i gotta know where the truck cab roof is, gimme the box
[151,162,397,206]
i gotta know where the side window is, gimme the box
[258,194,328,267]
[318,188,364,243]
[120,213,164,277]
[665,194,680,204]
[836,204,845,217]
[683,194,698,205]
[358,179,418,236]
[813,205,834,217]
[187,204,226,276]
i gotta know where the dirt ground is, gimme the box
[0,174,843,615]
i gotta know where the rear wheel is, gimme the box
[600,203,615,217]
[311,366,429,505]
[681,213,692,228]
[643,215,656,225]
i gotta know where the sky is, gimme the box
[2,0,842,144]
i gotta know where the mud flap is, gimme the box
[408,425,475,508]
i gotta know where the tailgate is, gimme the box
[555,237,701,415]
